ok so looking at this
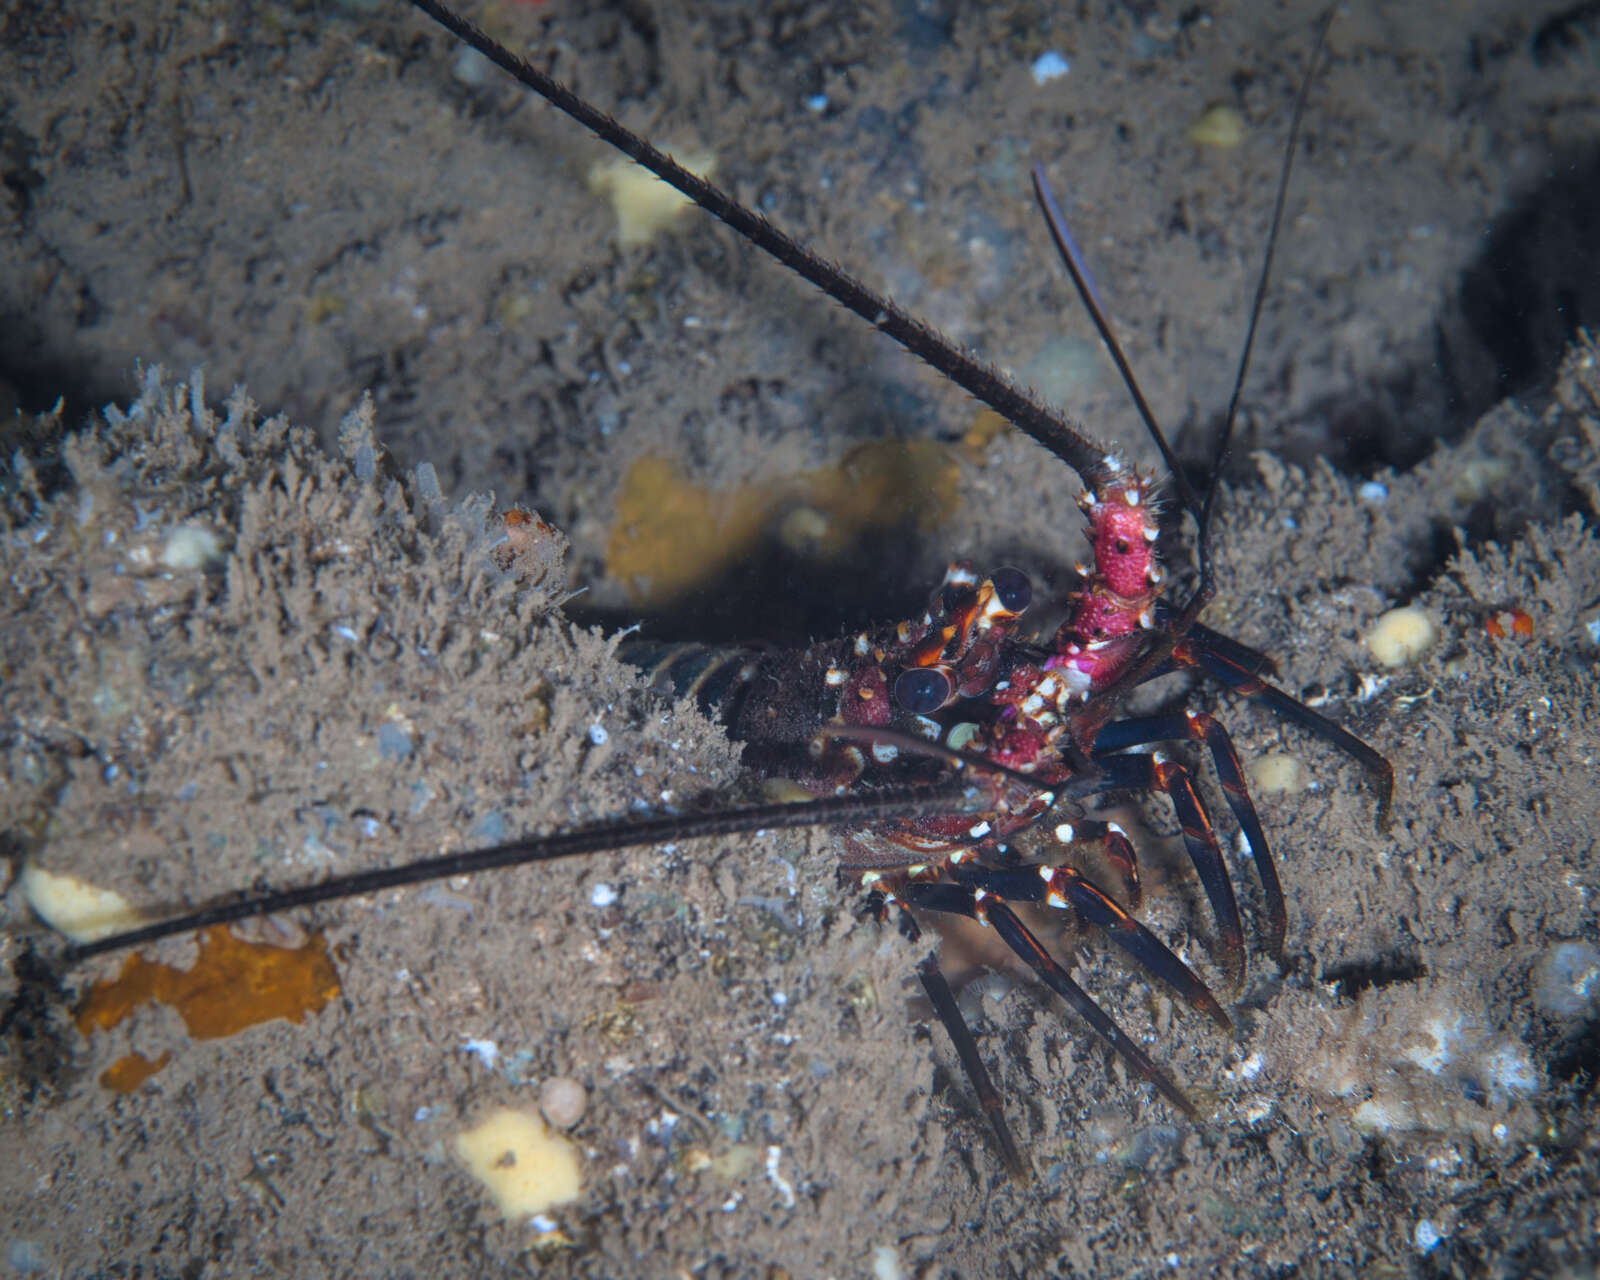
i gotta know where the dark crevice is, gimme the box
[1188,143,1600,487]
[1322,953,1428,1000]
[1549,1017,1600,1088]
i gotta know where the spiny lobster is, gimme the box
[49,0,1393,1180]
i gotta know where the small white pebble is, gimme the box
[804,93,828,112]
[1249,753,1309,796]
[539,1076,588,1130]
[1358,480,1389,502]
[1414,1220,1443,1253]
[872,1244,903,1280]
[160,523,222,570]
[587,723,609,746]
[590,882,618,908]
[1534,941,1600,1018]
[1365,606,1437,667]
[460,1037,499,1069]
[1031,51,1070,84]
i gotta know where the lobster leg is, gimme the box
[1093,711,1286,962]
[915,952,1029,1183]
[894,881,1200,1120]
[1050,817,1143,911]
[1171,629,1394,827]
[1089,753,1248,982]
[864,890,1028,1180]
[950,864,1231,1030]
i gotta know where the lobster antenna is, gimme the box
[1031,8,1335,607]
[63,782,996,964]
[404,0,1123,493]
[1030,166,1203,524]
[1197,6,1337,597]
[64,723,1086,965]
[1025,11,1337,725]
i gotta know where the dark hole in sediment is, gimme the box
[1550,1017,1600,1090]
[1322,952,1429,1000]
[1183,143,1600,490]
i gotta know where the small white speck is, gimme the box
[1030,51,1071,85]
[1586,617,1600,646]
[529,1214,558,1233]
[765,1145,797,1208]
[460,1037,499,1069]
[1165,1254,1181,1270]
[1492,1123,1509,1142]
[587,723,609,745]
[590,882,618,908]
[413,1105,432,1122]
[1359,480,1388,502]
[804,92,828,112]
[721,1191,743,1212]
[160,523,222,570]
[1281,515,1298,530]
[771,990,788,1007]
[1414,1220,1443,1253]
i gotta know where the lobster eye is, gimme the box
[990,566,1032,613]
[895,666,955,713]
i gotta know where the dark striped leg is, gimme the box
[895,881,1201,1120]
[916,953,1029,1182]
[951,864,1231,1030]
[1090,752,1247,983]
[1172,632,1394,827]
[865,889,1028,1180]
[1093,711,1286,962]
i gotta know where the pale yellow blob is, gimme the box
[1188,103,1245,148]
[20,865,143,943]
[711,1142,760,1181]
[1365,606,1438,667]
[1453,457,1511,503]
[159,523,222,570]
[587,150,717,248]
[1248,752,1309,796]
[453,1107,581,1220]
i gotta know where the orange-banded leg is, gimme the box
[1088,751,1248,982]
[1166,614,1394,826]
[1092,710,1285,961]
[950,864,1231,1031]
[1047,817,1142,911]
[884,879,1202,1120]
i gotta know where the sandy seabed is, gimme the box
[4,1,1600,1276]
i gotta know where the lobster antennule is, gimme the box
[402,0,1123,495]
